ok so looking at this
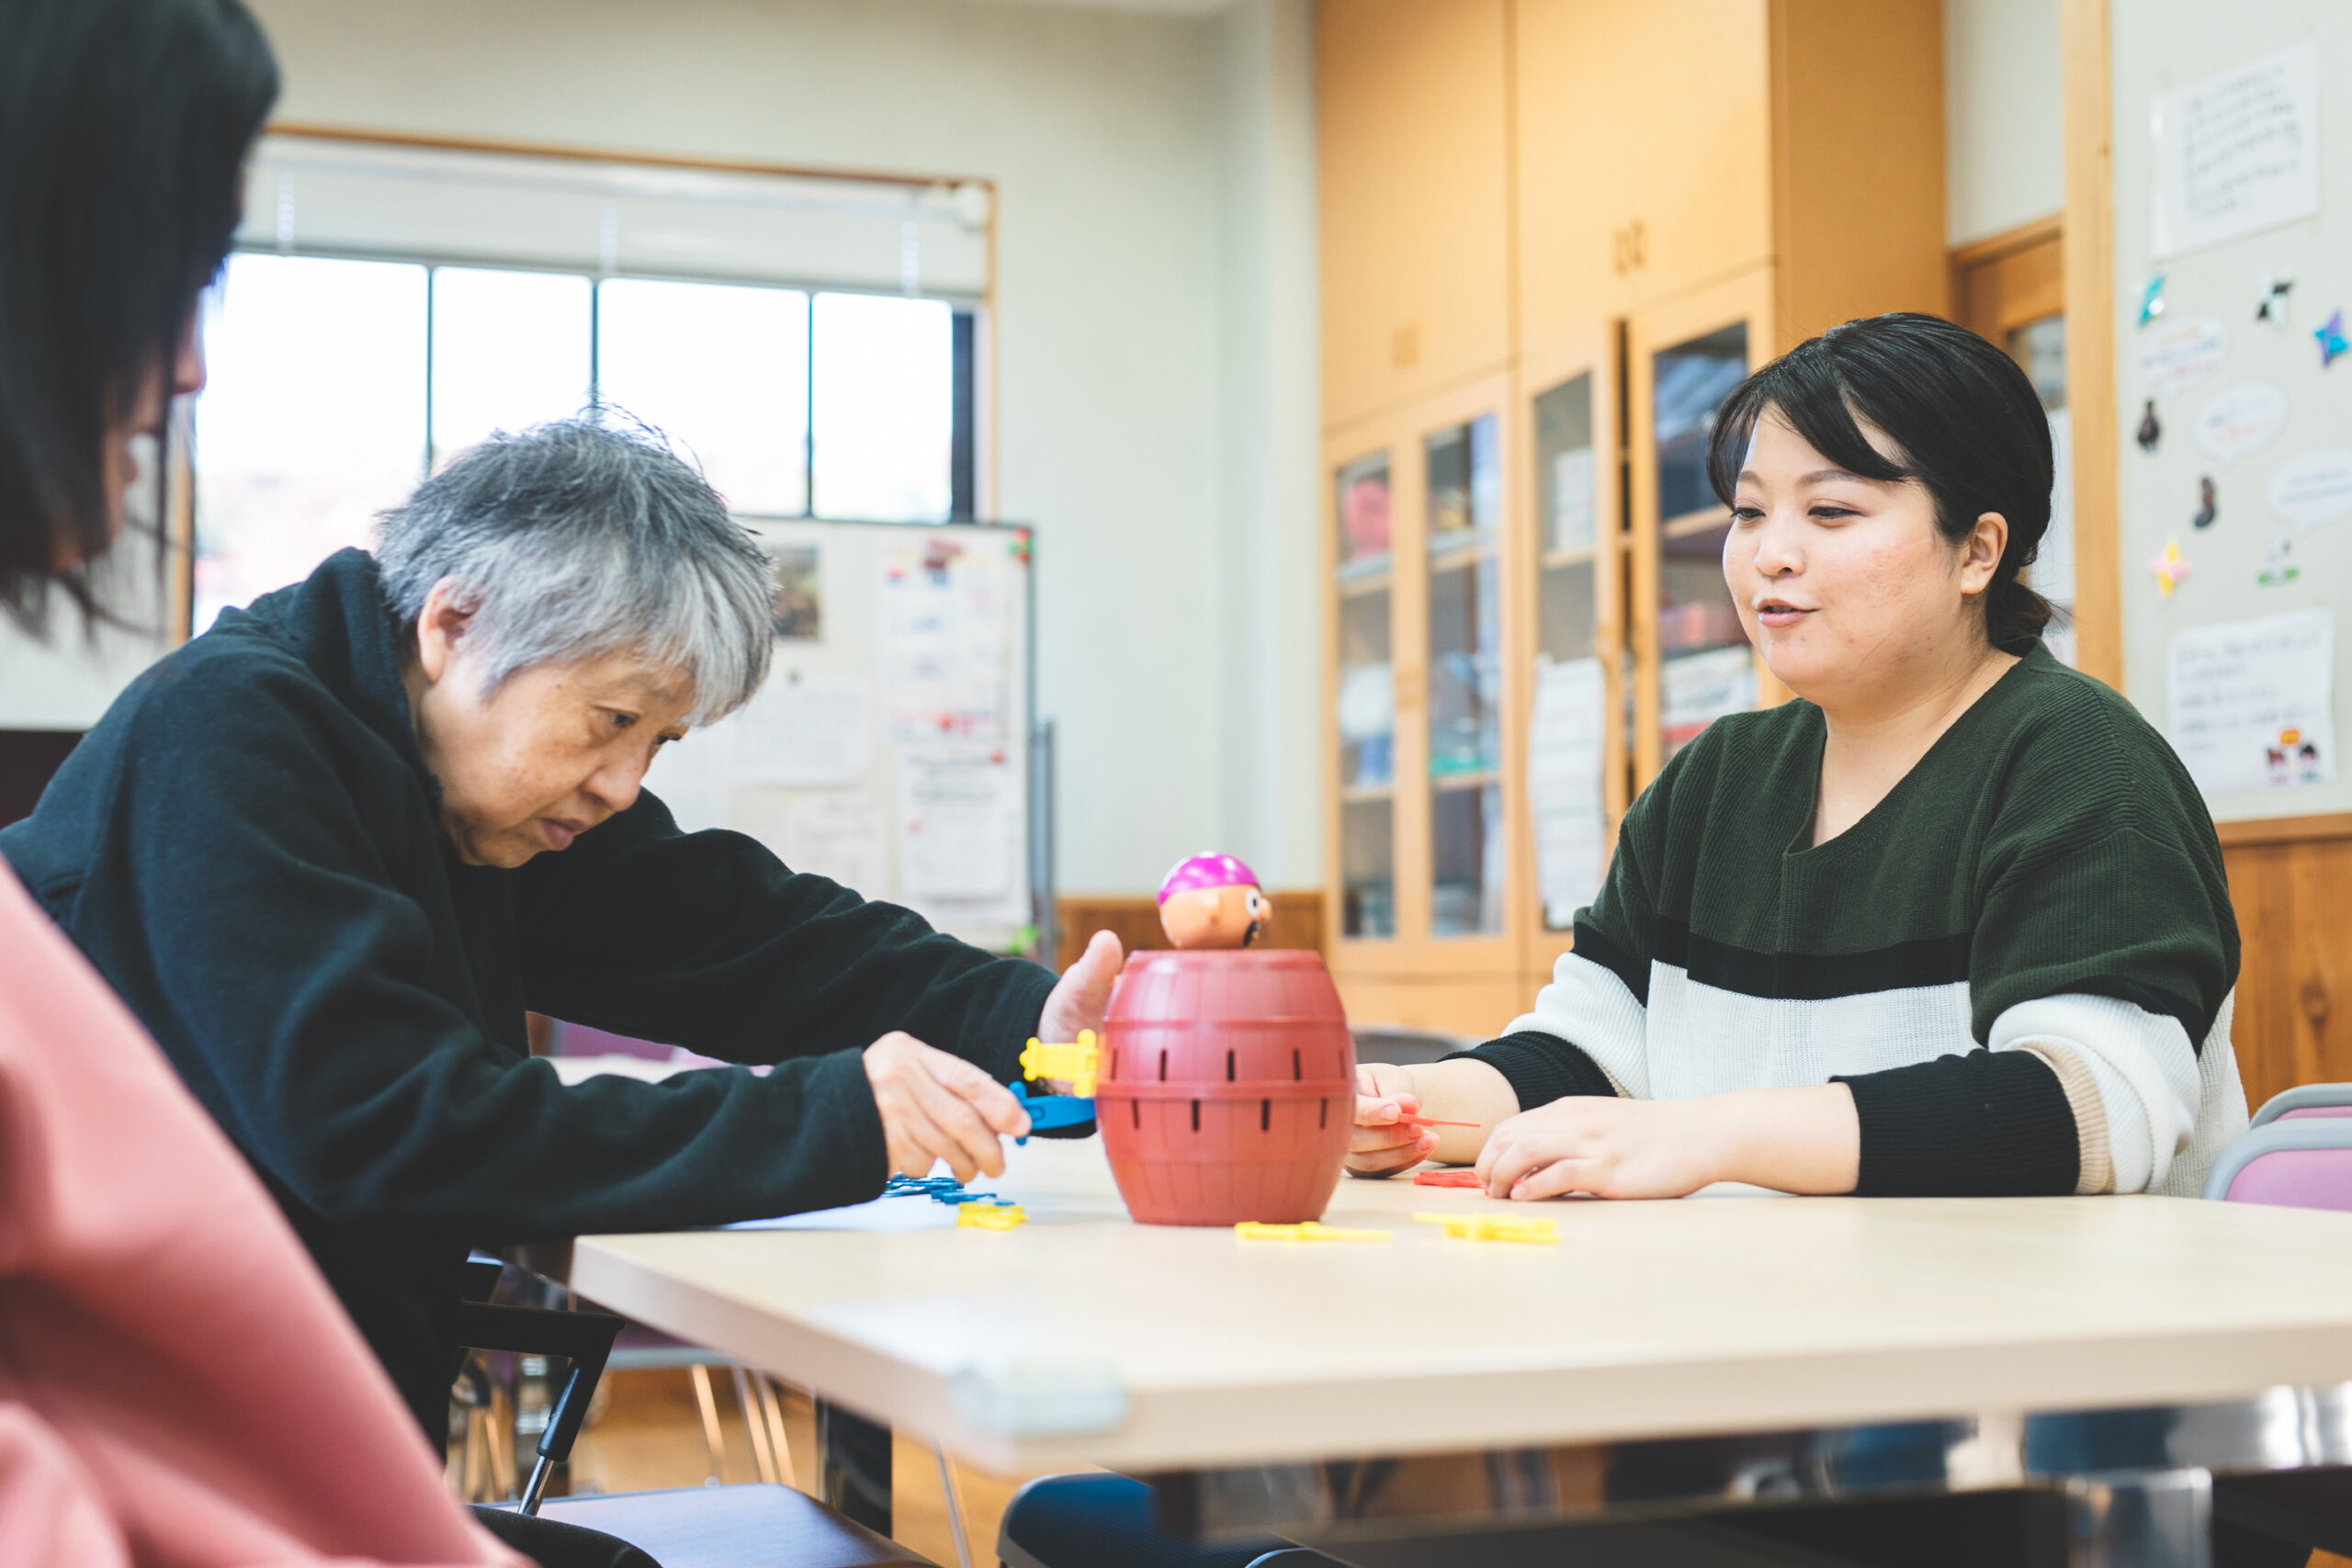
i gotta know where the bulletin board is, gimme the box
[640,518,1043,952]
[2111,4,2351,822]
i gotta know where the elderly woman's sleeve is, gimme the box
[6,662,900,1240]
[1436,795,1657,1106]
[510,793,1055,1081]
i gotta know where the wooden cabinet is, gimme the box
[1318,0,1945,1036]
[1515,0,1773,355]
[1324,373,1524,1008]
[1316,0,1513,429]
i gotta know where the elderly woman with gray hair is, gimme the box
[2,417,1122,1444]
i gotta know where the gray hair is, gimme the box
[375,417,775,724]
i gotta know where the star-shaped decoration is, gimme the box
[2316,309,2348,368]
[2148,539,2192,599]
[2256,274,2294,328]
[2138,274,2167,327]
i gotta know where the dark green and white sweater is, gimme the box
[1458,642,2248,1197]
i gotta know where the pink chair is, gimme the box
[2202,1086,2352,1208]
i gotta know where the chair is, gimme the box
[536,1022,796,1488]
[2203,1085,2352,1209]
[458,1285,936,1567]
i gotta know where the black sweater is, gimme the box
[1,551,1056,1442]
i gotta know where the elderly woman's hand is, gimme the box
[862,1032,1032,1182]
[1037,930,1124,1049]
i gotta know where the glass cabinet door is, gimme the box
[1334,449,1396,939]
[1423,414,1502,937]
[1530,373,1609,931]
[1650,322,1755,767]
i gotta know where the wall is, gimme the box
[0,468,174,730]
[18,0,1323,897]
[1214,0,1321,892]
[1944,0,2063,244]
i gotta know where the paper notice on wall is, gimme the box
[2153,41,2320,258]
[881,541,1009,744]
[727,674,873,785]
[1529,656,1609,925]
[899,747,1022,915]
[780,789,887,894]
[2167,608,2335,796]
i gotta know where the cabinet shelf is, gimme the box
[1662,507,1730,540]
[1337,570,1392,600]
[1427,529,1499,570]
[1429,766,1498,792]
[1541,544,1599,570]
[1340,782,1396,805]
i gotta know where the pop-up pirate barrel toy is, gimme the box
[1095,853,1355,1226]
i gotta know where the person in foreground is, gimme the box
[0,0,526,1562]
[1354,310,2247,1202]
[4,413,1121,1447]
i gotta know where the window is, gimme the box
[193,255,427,634]
[193,259,974,633]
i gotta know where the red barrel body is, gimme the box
[1097,949,1354,1225]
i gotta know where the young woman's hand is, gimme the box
[1476,1085,1862,1200]
[1346,1062,1438,1178]
[1476,1096,1724,1200]
[862,1032,1031,1182]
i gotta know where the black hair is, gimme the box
[0,0,278,628]
[1704,311,2058,655]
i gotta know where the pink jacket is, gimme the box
[0,864,520,1567]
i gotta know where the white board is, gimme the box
[2113,6,2351,823]
[644,519,1036,947]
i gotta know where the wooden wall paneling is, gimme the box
[1315,0,1513,431]
[1055,891,1328,973]
[1950,215,2065,341]
[2058,0,2120,691]
[1624,269,1776,789]
[1766,0,1949,350]
[2218,814,2352,1111]
[1331,973,1528,1042]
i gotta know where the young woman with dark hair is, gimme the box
[1351,311,2249,1204]
[0,3,527,1563]
[0,0,276,621]
[1011,312,2292,1568]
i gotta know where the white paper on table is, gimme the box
[731,1197,961,1233]
[899,747,1020,904]
[726,674,873,785]
[1529,656,1609,924]
[882,543,1009,745]
[2167,608,2335,795]
[2153,41,2320,258]
[781,788,888,893]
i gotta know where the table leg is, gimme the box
[817,1400,892,1537]
[2065,1469,2211,1568]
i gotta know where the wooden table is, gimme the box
[573,1140,2352,1564]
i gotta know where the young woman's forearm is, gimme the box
[1396,1057,1524,1165]
[1699,1083,1861,1194]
